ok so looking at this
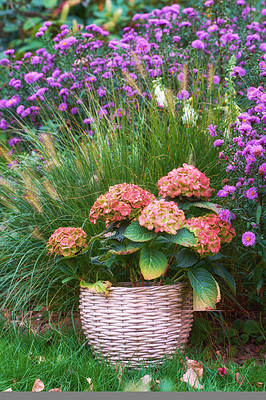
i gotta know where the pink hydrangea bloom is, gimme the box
[185,214,235,256]
[47,227,88,257]
[138,199,186,235]
[89,183,155,226]
[157,164,214,201]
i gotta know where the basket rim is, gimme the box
[80,281,191,293]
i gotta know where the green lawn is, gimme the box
[0,322,265,392]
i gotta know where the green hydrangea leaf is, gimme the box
[180,201,220,214]
[124,221,157,242]
[164,228,196,246]
[188,268,218,309]
[139,247,167,280]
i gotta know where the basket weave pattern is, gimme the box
[79,283,193,366]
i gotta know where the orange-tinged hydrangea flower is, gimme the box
[138,199,186,235]
[157,164,214,201]
[89,183,155,227]
[185,213,235,256]
[47,227,88,257]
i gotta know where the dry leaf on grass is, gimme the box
[32,378,45,392]
[180,359,204,390]
[255,382,264,388]
[38,356,45,364]
[235,372,244,386]
[48,388,61,392]
[86,377,93,391]
[3,388,12,392]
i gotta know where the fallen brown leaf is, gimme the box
[32,378,45,392]
[255,382,264,388]
[235,372,244,386]
[86,377,93,391]
[3,388,12,392]
[180,359,204,390]
[49,388,61,392]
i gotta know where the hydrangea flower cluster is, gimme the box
[157,164,214,201]
[0,1,265,138]
[185,214,235,256]
[138,199,186,234]
[89,183,155,226]
[47,227,88,257]
[212,85,266,248]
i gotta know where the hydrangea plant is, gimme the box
[71,165,236,310]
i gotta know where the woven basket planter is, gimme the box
[79,282,193,367]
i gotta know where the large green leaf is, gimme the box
[181,201,220,214]
[188,268,218,309]
[175,248,199,269]
[212,264,236,295]
[108,243,141,255]
[124,221,157,242]
[164,228,196,246]
[139,247,167,280]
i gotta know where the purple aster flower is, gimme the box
[97,87,106,97]
[246,187,258,199]
[83,118,92,124]
[176,90,189,100]
[58,102,68,111]
[213,139,224,147]
[219,209,231,222]
[8,137,21,147]
[242,231,255,246]
[24,71,43,84]
[213,75,220,84]
[224,185,236,194]
[231,66,246,77]
[136,39,150,53]
[258,163,266,175]
[4,49,14,56]
[71,107,78,115]
[173,36,181,42]
[217,189,229,197]
[0,58,10,66]
[208,124,217,137]
[191,40,205,50]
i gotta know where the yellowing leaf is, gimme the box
[193,280,221,311]
[180,359,204,390]
[80,280,112,294]
[32,379,45,392]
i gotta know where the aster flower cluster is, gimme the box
[138,199,186,235]
[185,214,236,256]
[0,1,265,138]
[213,85,266,249]
[47,227,88,257]
[89,183,155,226]
[157,163,214,201]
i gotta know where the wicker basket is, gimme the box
[79,282,193,367]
